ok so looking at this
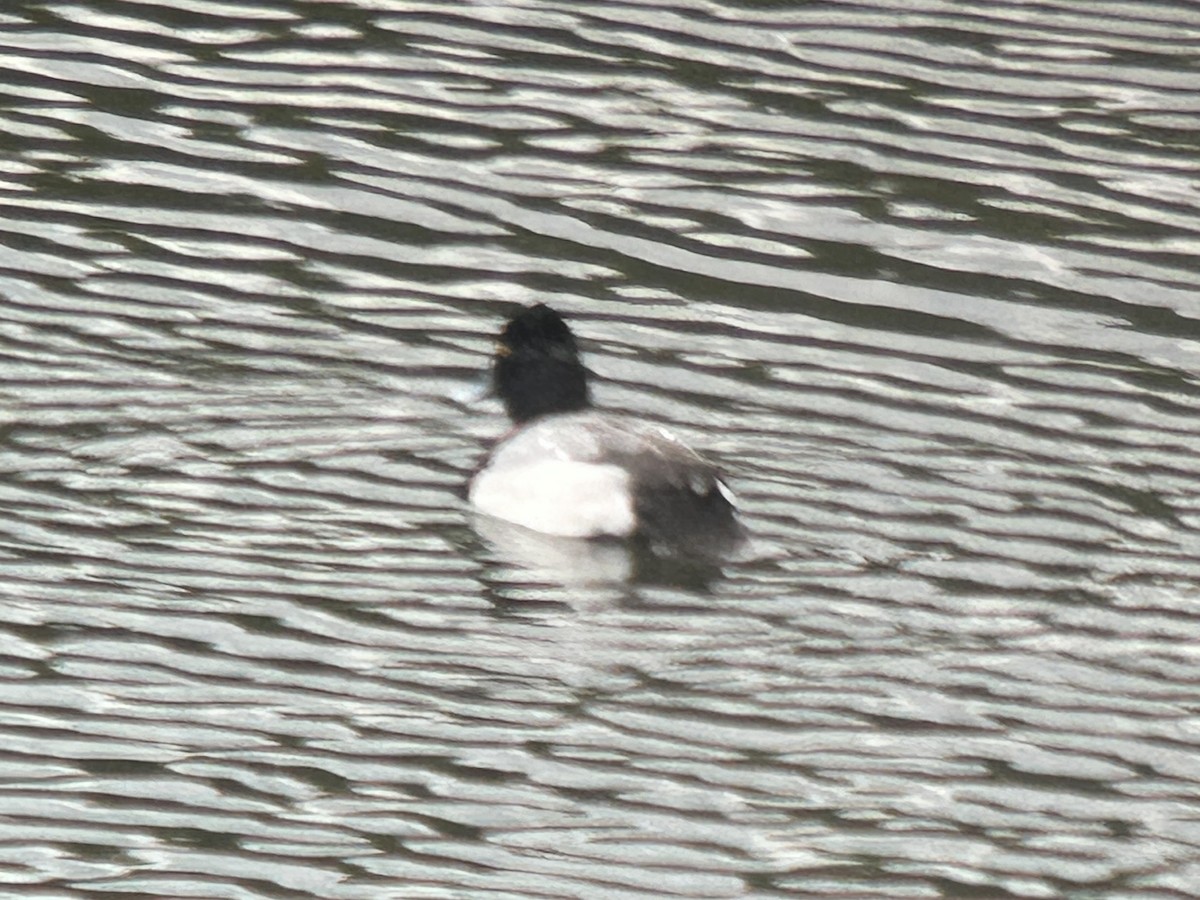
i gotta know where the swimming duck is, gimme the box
[469,304,742,556]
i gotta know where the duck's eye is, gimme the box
[495,341,512,358]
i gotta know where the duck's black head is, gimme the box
[493,304,591,424]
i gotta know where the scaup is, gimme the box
[469,304,743,556]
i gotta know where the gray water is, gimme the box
[1,1,1199,897]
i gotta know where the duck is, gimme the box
[468,304,743,556]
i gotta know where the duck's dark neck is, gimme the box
[499,361,590,424]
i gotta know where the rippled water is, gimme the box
[2,1,1199,897]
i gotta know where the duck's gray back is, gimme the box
[488,411,707,478]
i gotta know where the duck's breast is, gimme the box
[469,456,636,538]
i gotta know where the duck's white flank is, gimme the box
[469,458,636,538]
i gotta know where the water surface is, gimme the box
[1,1,1199,897]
